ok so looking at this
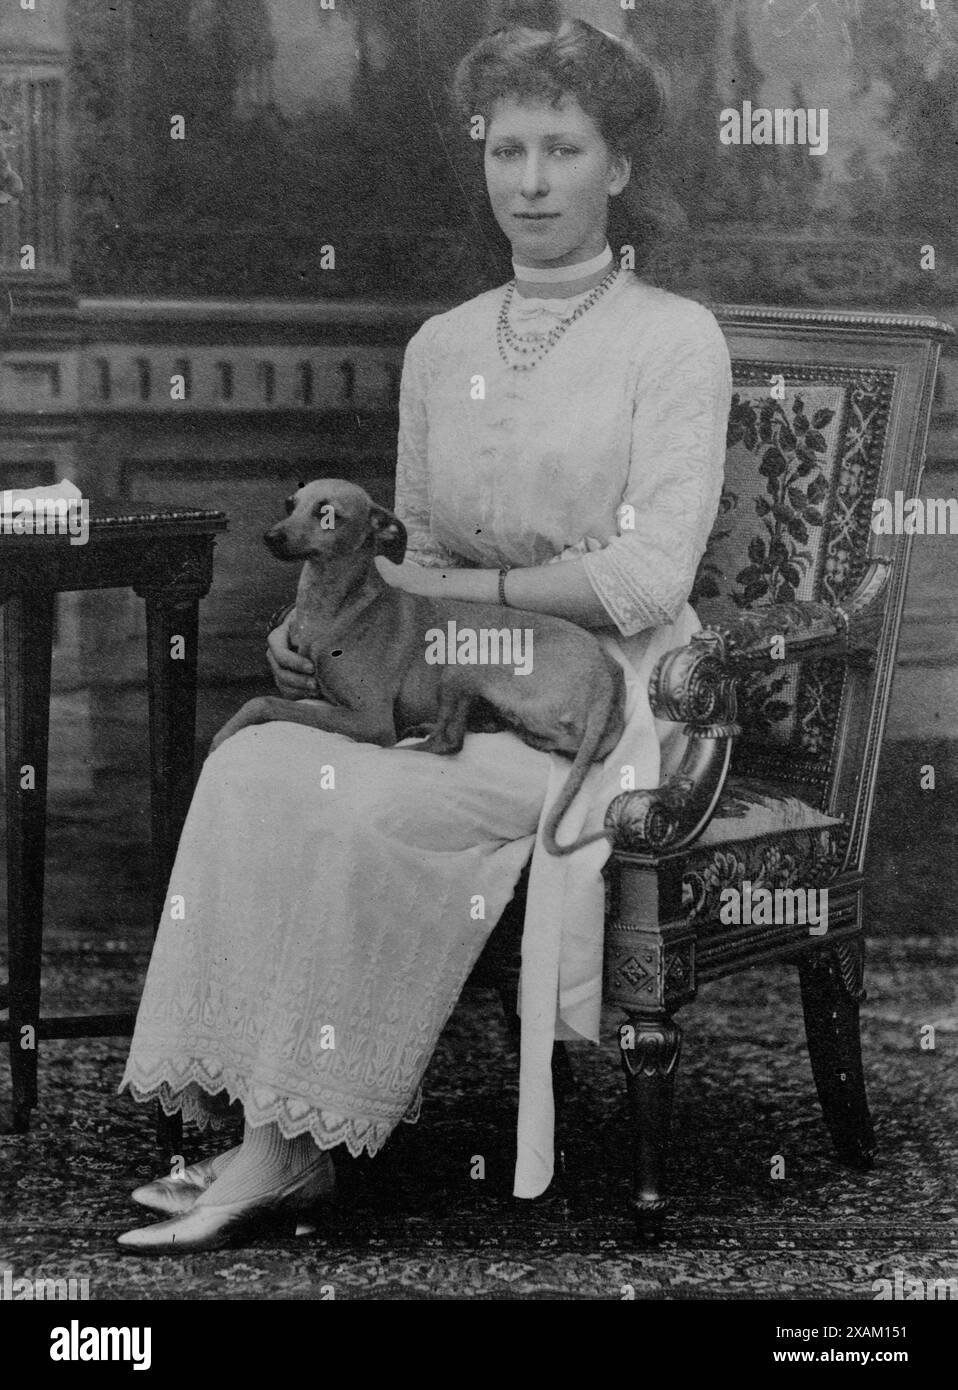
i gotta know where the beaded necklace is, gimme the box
[496,266,620,373]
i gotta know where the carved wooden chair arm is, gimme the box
[689,557,892,673]
[604,559,891,855]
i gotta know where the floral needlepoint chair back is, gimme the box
[676,363,891,913]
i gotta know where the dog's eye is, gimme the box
[284,497,295,516]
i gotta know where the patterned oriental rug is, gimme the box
[1,933,955,1301]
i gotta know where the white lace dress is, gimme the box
[120,272,732,1197]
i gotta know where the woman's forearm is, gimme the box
[429,559,613,630]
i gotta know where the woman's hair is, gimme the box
[452,18,664,161]
[451,17,681,275]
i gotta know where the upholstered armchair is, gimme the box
[474,305,952,1238]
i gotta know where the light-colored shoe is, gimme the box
[117,1158,335,1254]
[131,1147,241,1216]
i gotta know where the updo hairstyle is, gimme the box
[451,18,676,273]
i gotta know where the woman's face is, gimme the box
[484,94,631,268]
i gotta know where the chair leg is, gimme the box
[619,1011,682,1241]
[797,938,875,1170]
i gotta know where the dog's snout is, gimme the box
[263,525,289,557]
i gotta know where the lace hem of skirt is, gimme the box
[121,1060,421,1160]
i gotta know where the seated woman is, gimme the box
[117,16,731,1252]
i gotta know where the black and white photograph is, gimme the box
[0,0,956,1342]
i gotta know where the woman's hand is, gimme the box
[266,610,317,700]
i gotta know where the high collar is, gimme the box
[512,243,613,299]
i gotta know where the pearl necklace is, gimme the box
[496,266,620,372]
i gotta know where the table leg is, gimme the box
[3,592,54,1133]
[143,588,199,1156]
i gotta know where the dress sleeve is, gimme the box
[394,319,464,570]
[581,305,732,636]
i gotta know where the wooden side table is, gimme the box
[0,500,227,1136]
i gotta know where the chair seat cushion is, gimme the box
[681,777,845,924]
[697,776,840,845]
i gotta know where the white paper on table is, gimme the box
[0,481,89,545]
[0,481,83,512]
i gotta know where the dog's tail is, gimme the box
[542,670,625,857]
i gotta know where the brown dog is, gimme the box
[211,480,626,855]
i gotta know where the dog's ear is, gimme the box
[368,505,407,564]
